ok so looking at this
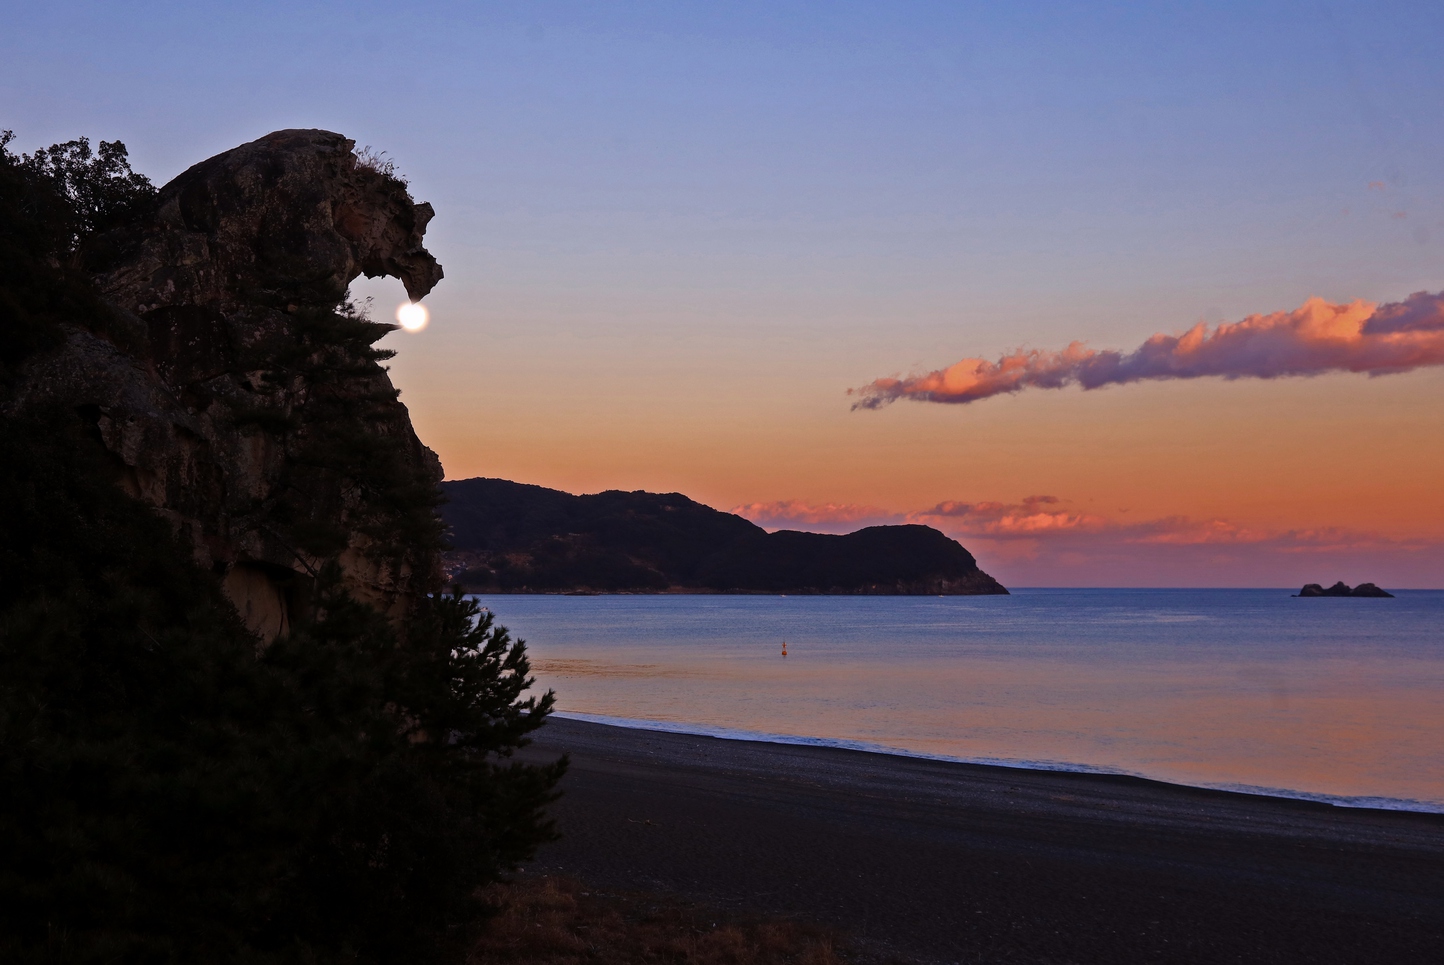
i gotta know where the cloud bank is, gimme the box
[735,495,1401,552]
[730,497,1444,586]
[730,500,903,534]
[734,496,1114,542]
[850,290,1444,409]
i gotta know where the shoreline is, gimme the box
[461,587,1012,596]
[526,716,1444,965]
[467,587,1444,593]
[552,710,1444,814]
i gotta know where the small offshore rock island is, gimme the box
[1295,581,1395,598]
[441,477,1008,594]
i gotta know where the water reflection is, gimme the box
[485,589,1444,810]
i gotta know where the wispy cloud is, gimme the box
[731,500,904,534]
[850,290,1444,409]
[915,496,1108,538]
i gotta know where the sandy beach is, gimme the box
[524,717,1444,964]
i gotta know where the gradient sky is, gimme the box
[6,1,1444,586]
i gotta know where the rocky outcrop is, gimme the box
[1295,582,1395,598]
[3,130,445,638]
[84,129,442,311]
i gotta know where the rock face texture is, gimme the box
[3,130,445,638]
[86,129,443,311]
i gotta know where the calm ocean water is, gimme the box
[472,589,1444,812]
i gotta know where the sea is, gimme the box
[470,589,1444,813]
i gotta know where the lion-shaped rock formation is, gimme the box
[5,129,445,639]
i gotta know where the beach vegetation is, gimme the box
[470,875,848,965]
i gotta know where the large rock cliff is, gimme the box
[2,130,445,638]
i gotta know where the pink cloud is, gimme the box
[915,496,1108,538]
[930,507,1415,552]
[731,495,1444,586]
[732,495,1106,538]
[1125,518,1268,545]
[730,500,904,533]
[927,506,1443,585]
[949,512,1443,587]
[850,290,1444,409]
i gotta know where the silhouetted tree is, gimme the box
[3,131,156,254]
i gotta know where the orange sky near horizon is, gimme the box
[367,272,1444,587]
[419,369,1444,539]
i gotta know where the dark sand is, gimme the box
[524,717,1444,964]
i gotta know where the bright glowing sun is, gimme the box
[396,301,430,332]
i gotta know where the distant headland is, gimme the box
[439,477,1008,595]
[1294,582,1395,598]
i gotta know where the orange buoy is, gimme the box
[781,640,788,657]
